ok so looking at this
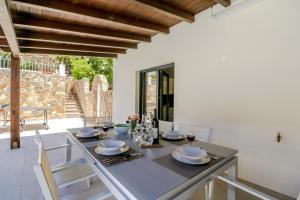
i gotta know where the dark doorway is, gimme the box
[139,63,174,121]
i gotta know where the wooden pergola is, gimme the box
[0,0,230,149]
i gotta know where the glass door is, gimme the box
[140,63,174,121]
[145,71,158,116]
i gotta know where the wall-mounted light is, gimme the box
[211,0,268,20]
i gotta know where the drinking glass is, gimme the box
[187,135,195,146]
[102,125,110,139]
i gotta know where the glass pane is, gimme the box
[159,68,174,122]
[145,71,157,116]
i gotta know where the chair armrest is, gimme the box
[45,144,72,152]
[51,158,86,173]
[215,175,277,200]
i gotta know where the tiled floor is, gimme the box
[0,118,85,200]
[0,118,295,200]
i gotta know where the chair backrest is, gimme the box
[159,120,174,133]
[179,123,213,143]
[34,130,59,200]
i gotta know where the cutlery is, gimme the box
[208,152,222,160]
[103,153,142,165]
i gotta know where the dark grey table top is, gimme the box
[67,128,238,200]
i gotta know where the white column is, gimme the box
[59,63,66,76]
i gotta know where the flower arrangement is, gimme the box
[127,114,140,131]
[127,114,140,121]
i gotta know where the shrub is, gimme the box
[56,56,113,86]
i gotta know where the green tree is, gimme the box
[70,57,95,86]
[56,56,113,86]
[88,57,113,84]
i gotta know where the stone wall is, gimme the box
[0,68,66,119]
[73,75,112,118]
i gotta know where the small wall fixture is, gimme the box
[276,132,281,143]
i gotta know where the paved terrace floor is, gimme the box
[0,118,294,200]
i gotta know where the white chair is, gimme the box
[159,120,174,133]
[178,123,213,143]
[178,123,213,200]
[34,130,113,200]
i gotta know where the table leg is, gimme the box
[66,138,72,162]
[208,180,214,200]
[227,158,238,200]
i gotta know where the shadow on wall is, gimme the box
[73,75,112,118]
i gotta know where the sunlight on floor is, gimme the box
[0,118,84,139]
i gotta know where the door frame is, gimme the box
[138,62,174,120]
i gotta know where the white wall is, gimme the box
[113,0,300,197]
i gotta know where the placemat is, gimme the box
[86,145,142,167]
[160,136,189,146]
[153,153,223,179]
[72,131,104,143]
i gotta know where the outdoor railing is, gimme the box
[0,58,59,74]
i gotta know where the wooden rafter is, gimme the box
[213,0,231,7]
[0,0,20,57]
[13,17,151,43]
[0,28,6,38]
[17,40,126,54]
[0,38,8,46]
[21,49,118,58]
[11,0,169,34]
[1,47,118,58]
[133,0,195,23]
[17,32,138,49]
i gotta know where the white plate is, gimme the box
[98,140,126,152]
[95,144,129,156]
[162,132,185,140]
[172,150,210,165]
[177,146,208,161]
[76,127,99,137]
[76,132,100,138]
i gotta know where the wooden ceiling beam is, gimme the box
[133,0,194,23]
[0,46,118,58]
[11,0,169,34]
[0,38,8,46]
[0,28,6,38]
[0,0,20,57]
[18,40,126,54]
[16,32,137,49]
[213,0,231,7]
[13,17,151,43]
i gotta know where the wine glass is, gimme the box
[102,125,110,139]
[187,135,195,146]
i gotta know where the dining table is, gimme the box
[66,127,238,200]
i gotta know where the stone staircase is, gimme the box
[64,92,83,118]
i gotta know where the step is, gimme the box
[65,104,81,107]
[65,109,83,113]
[65,112,83,115]
[65,111,83,114]
[65,97,79,100]
[65,105,82,109]
[64,113,84,118]
[65,101,79,103]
